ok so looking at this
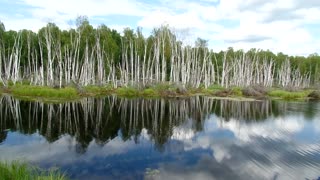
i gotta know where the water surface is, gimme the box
[0,96,319,180]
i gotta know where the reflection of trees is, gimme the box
[212,100,275,121]
[0,96,215,152]
[0,131,7,144]
[117,97,214,150]
[1,96,313,153]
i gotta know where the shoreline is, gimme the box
[0,84,318,103]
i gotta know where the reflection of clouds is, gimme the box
[151,137,320,180]
[274,115,304,133]
[0,133,76,162]
[145,154,241,180]
[140,128,151,140]
[171,128,194,141]
[0,131,149,165]
[171,119,195,141]
[162,114,320,180]
[210,144,231,163]
[314,119,320,133]
[217,115,305,142]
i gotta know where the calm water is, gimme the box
[0,96,319,180]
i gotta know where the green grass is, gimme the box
[207,84,225,91]
[10,85,79,99]
[204,84,226,94]
[268,89,311,100]
[231,87,243,96]
[0,161,68,180]
[141,88,159,96]
[151,82,174,91]
[1,83,316,101]
[83,85,113,96]
[115,87,140,96]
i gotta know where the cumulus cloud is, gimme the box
[22,0,148,17]
[0,0,319,55]
[137,0,320,55]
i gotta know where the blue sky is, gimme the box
[0,0,319,56]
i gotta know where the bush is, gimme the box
[231,87,243,96]
[116,87,139,96]
[152,82,175,91]
[142,88,158,96]
[308,90,320,100]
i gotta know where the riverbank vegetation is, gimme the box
[0,16,319,100]
[0,161,67,180]
[0,83,317,101]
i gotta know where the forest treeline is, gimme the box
[0,16,319,89]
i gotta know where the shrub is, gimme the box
[116,87,139,96]
[142,88,158,96]
[307,91,320,100]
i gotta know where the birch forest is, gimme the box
[0,17,319,89]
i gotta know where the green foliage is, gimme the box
[0,161,68,180]
[231,87,243,96]
[268,89,311,100]
[11,85,78,99]
[142,88,158,96]
[115,87,139,96]
[205,84,226,94]
[208,84,224,90]
[84,85,111,94]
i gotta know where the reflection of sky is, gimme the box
[0,102,320,180]
[153,105,320,180]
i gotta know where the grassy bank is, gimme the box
[0,83,318,101]
[11,85,78,99]
[0,161,67,180]
[267,89,313,100]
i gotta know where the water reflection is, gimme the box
[0,96,288,150]
[0,96,319,180]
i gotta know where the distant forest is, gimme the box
[0,16,319,88]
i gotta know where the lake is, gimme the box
[0,96,319,180]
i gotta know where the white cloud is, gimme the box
[1,0,149,32]
[138,10,205,30]
[22,0,148,17]
[137,0,320,55]
[0,17,48,32]
[218,115,305,142]
[1,0,320,55]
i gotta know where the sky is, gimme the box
[0,0,319,56]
